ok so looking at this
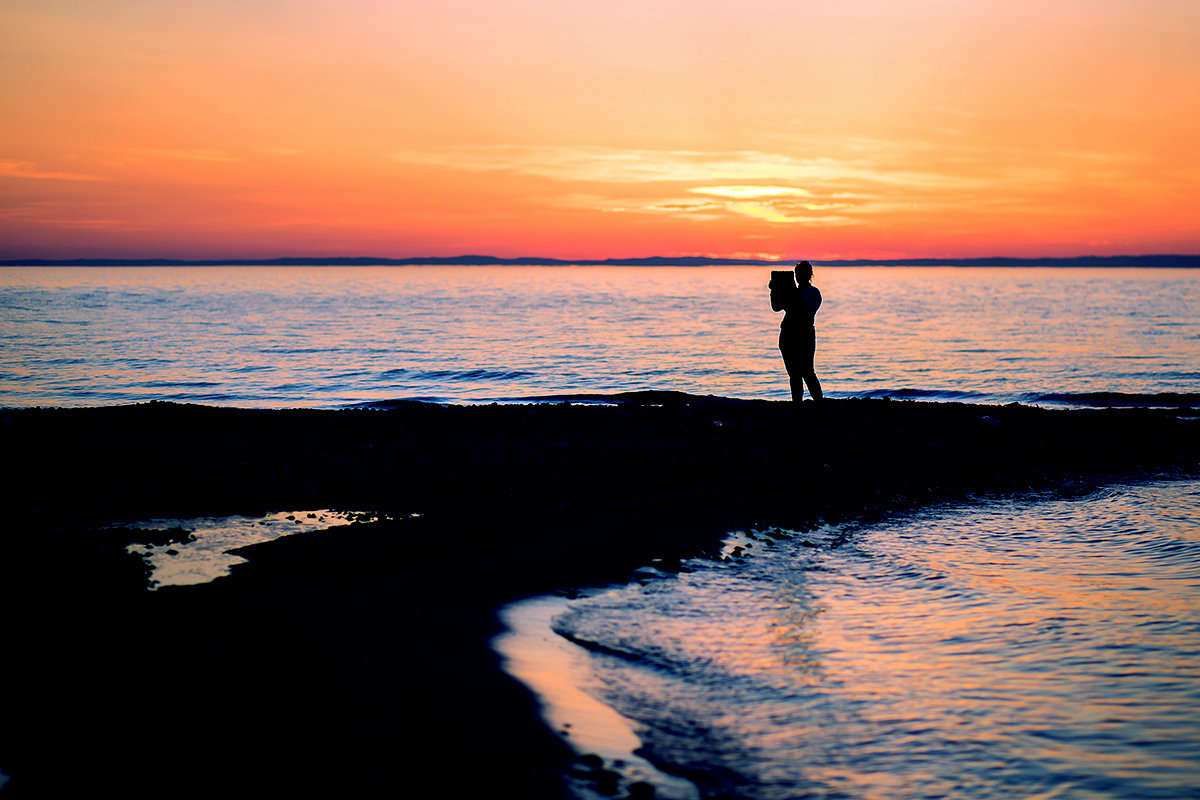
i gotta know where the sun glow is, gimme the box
[2,0,1198,259]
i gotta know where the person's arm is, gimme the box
[804,286,822,314]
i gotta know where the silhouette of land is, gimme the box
[2,396,1198,797]
[3,254,1199,268]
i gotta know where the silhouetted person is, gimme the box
[771,260,824,409]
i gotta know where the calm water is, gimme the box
[542,479,1200,800]
[0,265,1197,408]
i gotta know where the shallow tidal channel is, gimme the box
[114,509,380,588]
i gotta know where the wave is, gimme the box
[504,390,758,406]
[346,390,747,409]
[131,380,225,389]
[255,346,341,355]
[377,367,536,382]
[349,388,1200,410]
[1030,391,1200,409]
[853,388,991,401]
[824,389,1200,409]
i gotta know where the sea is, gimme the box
[2,264,1198,798]
[0,265,1196,409]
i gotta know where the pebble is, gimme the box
[578,753,604,770]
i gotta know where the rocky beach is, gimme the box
[2,394,1197,798]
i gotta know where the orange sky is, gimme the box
[2,0,1199,260]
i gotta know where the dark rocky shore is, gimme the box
[2,395,1197,798]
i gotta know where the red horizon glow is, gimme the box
[3,1,1199,262]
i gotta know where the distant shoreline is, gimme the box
[3,254,1199,268]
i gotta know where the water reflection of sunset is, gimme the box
[548,482,1200,798]
[3,2,1198,260]
[3,265,1196,408]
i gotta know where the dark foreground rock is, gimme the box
[1,396,1197,797]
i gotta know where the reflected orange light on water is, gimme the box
[522,477,1200,798]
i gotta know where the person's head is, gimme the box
[795,260,813,283]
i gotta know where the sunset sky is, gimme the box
[3,0,1199,260]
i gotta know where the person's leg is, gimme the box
[800,328,822,408]
[779,334,805,403]
[789,372,806,403]
[804,371,823,403]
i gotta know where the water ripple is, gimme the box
[1,265,1198,408]
[551,479,1200,800]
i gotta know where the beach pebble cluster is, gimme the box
[568,752,657,798]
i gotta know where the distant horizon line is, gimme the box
[3,254,1199,268]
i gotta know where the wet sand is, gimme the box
[1,394,1197,797]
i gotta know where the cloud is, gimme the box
[0,160,106,181]
[98,148,242,165]
[725,201,856,225]
[144,149,241,162]
[387,144,1050,232]
[690,186,813,199]
[0,204,130,229]
[556,189,856,225]
[392,140,1147,228]
[388,145,964,188]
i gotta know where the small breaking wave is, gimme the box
[1031,391,1200,409]
[377,367,536,382]
[854,387,991,402]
